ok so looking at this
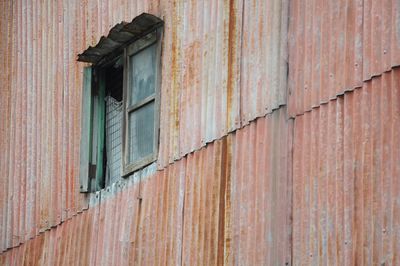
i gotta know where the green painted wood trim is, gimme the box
[79,67,92,192]
[95,70,106,190]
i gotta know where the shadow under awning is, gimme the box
[77,13,163,65]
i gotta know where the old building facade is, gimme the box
[0,0,399,265]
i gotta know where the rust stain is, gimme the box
[217,136,232,265]
[182,41,200,90]
[171,0,180,133]
[226,0,238,130]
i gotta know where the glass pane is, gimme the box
[129,44,156,106]
[128,101,155,164]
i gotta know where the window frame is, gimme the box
[121,28,162,176]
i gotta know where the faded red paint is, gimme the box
[293,69,400,265]
[0,108,292,265]
[157,0,288,167]
[2,0,400,264]
[288,0,362,117]
[0,3,289,247]
[289,0,400,117]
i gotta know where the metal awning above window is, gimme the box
[77,13,163,65]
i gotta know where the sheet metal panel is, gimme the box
[292,68,400,265]
[0,109,292,265]
[363,0,400,81]
[159,0,289,167]
[133,160,186,265]
[289,0,400,117]
[182,139,227,265]
[0,203,100,266]
[0,0,13,252]
[158,0,243,167]
[288,0,364,117]
[240,0,288,124]
[229,107,292,265]
[181,108,293,266]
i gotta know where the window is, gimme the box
[78,14,163,192]
[122,31,161,176]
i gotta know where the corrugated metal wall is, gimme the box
[2,0,400,264]
[0,0,95,250]
[288,0,400,117]
[0,0,289,253]
[288,0,363,116]
[293,69,400,265]
[0,0,13,255]
[288,0,400,264]
[0,109,292,265]
[158,0,288,166]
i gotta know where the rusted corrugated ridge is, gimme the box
[240,0,288,124]
[0,201,100,265]
[228,108,292,265]
[0,0,13,256]
[0,108,292,265]
[288,0,400,117]
[293,68,400,265]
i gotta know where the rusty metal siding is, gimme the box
[363,0,400,81]
[0,108,292,265]
[182,139,229,266]
[0,0,163,251]
[288,0,400,117]
[0,0,94,251]
[228,107,292,265]
[158,0,242,167]
[0,205,100,265]
[288,0,364,117]
[0,0,13,253]
[292,68,400,265]
[134,161,186,265]
[240,0,288,124]
[157,0,289,167]
[0,0,289,252]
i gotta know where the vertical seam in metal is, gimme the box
[289,116,295,266]
[238,0,245,127]
[361,0,364,83]
[179,159,187,266]
[132,173,143,264]
[217,137,228,265]
[93,193,101,265]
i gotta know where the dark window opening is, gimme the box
[90,61,125,190]
[105,59,124,101]
[104,62,124,188]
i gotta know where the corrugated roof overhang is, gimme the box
[77,13,163,65]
